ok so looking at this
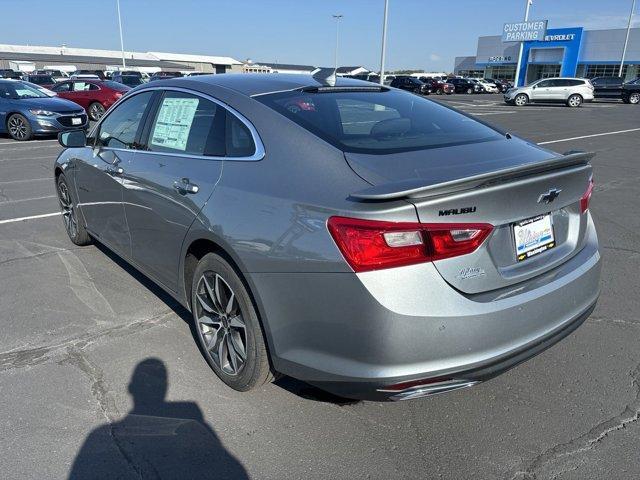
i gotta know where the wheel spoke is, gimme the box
[202,275,223,314]
[203,325,220,351]
[217,331,229,371]
[228,315,245,330]
[228,329,246,360]
[196,292,214,313]
[226,334,240,373]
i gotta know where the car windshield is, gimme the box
[257,88,502,154]
[0,81,48,99]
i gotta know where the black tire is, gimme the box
[7,113,33,141]
[56,174,92,246]
[514,93,529,106]
[627,92,640,105]
[191,253,274,392]
[436,88,443,95]
[567,94,583,108]
[88,102,105,121]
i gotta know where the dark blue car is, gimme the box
[0,80,88,141]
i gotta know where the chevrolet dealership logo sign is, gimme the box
[502,20,548,42]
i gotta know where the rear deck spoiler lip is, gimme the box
[349,151,594,201]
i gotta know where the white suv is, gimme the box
[504,77,594,107]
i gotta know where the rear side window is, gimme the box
[566,79,585,87]
[73,82,98,91]
[226,113,255,157]
[257,89,502,154]
[95,91,154,149]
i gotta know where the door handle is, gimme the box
[106,165,124,175]
[173,178,199,194]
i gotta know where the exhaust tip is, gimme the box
[378,378,479,401]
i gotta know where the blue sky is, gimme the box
[1,0,638,72]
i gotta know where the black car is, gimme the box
[111,73,144,87]
[21,74,56,87]
[447,78,481,94]
[73,69,106,80]
[148,72,183,82]
[390,76,430,95]
[0,69,22,79]
[590,76,625,99]
[622,78,640,104]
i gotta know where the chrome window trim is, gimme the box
[89,85,265,162]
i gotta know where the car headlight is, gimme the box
[29,109,56,116]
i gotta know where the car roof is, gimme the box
[171,73,381,97]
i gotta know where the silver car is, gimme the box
[54,74,600,401]
[504,77,595,107]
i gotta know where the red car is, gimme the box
[50,79,130,120]
[419,77,454,95]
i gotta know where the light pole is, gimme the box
[513,0,532,87]
[619,0,637,78]
[117,0,126,69]
[332,14,343,72]
[379,0,389,85]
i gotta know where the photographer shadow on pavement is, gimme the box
[68,358,248,480]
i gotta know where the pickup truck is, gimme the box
[622,78,640,104]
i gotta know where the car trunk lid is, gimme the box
[345,139,594,293]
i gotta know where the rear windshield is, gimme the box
[102,80,130,91]
[256,89,502,154]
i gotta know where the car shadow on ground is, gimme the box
[68,358,249,479]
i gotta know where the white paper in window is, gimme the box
[150,97,199,151]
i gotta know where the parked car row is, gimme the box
[504,76,640,107]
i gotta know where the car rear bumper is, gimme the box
[252,214,600,401]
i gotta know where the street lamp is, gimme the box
[619,0,637,78]
[116,0,126,69]
[513,0,532,87]
[332,14,343,72]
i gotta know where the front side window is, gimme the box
[95,91,154,149]
[536,80,552,88]
[257,89,502,154]
[52,82,72,92]
[147,92,225,156]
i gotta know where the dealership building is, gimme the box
[454,26,640,83]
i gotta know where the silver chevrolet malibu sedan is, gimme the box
[54,74,600,401]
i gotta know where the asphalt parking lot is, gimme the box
[1,94,640,480]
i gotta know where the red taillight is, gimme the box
[327,216,493,272]
[580,177,594,213]
[114,92,124,98]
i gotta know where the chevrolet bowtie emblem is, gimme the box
[538,188,562,204]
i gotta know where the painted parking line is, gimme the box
[0,195,56,205]
[0,155,57,163]
[539,127,640,145]
[0,139,59,146]
[0,212,61,225]
[0,177,51,185]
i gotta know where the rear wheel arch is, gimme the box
[182,236,278,372]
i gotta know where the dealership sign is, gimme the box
[502,20,548,42]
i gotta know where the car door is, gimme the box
[606,77,623,98]
[51,81,73,101]
[74,90,155,257]
[530,79,554,101]
[69,81,98,110]
[122,89,233,292]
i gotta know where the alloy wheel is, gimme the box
[195,272,247,376]
[630,93,640,104]
[57,181,78,239]
[89,103,105,120]
[515,95,527,106]
[568,95,582,107]
[8,116,28,140]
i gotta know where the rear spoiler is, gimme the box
[350,151,594,201]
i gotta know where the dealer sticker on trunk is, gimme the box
[513,213,555,262]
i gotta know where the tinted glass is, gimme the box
[257,89,502,154]
[96,91,154,149]
[536,80,552,88]
[102,80,130,91]
[73,82,96,91]
[226,113,256,157]
[52,82,72,92]
[147,91,225,156]
[0,82,48,99]
[567,79,585,86]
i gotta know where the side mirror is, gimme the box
[58,130,87,148]
[532,85,537,89]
